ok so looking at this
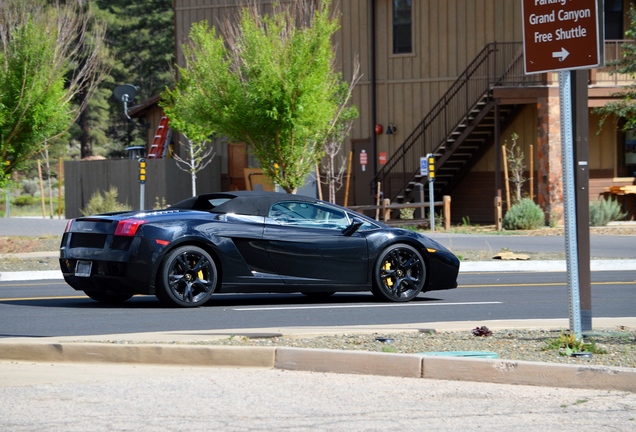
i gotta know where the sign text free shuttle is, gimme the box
[522,0,603,74]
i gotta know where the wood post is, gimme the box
[529,144,534,201]
[382,198,390,222]
[502,144,511,210]
[58,157,64,219]
[495,196,503,230]
[37,160,46,219]
[375,181,381,220]
[443,195,451,230]
[344,151,352,207]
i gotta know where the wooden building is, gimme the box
[155,0,636,223]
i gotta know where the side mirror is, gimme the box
[342,218,364,236]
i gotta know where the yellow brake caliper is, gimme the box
[384,262,393,287]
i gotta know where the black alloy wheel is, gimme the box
[157,245,218,307]
[372,244,426,302]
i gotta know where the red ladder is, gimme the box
[147,116,170,159]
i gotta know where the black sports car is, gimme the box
[60,191,459,307]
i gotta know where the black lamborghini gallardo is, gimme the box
[60,191,459,307]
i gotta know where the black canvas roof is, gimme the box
[170,191,316,217]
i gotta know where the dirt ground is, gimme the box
[0,235,61,254]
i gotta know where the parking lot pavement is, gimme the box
[1,361,635,431]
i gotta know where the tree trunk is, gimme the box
[190,145,196,196]
[79,95,91,159]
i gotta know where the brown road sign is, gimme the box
[522,0,603,74]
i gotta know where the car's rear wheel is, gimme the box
[83,290,133,304]
[156,245,218,308]
[372,244,426,302]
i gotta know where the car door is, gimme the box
[263,201,369,285]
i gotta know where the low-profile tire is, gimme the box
[156,245,218,308]
[83,290,133,304]
[372,243,426,302]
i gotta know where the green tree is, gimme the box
[0,0,107,187]
[595,7,636,131]
[163,0,357,193]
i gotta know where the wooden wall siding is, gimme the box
[64,158,221,219]
[342,0,524,159]
[470,107,619,175]
[450,170,631,225]
[174,1,524,159]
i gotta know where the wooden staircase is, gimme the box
[372,42,543,205]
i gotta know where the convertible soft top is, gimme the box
[170,191,316,217]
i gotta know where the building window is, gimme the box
[392,0,412,54]
[604,0,624,39]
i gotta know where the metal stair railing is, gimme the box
[371,42,542,202]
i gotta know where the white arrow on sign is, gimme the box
[552,47,570,62]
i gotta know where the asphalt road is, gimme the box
[1,271,634,338]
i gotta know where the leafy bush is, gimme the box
[589,196,627,226]
[81,187,132,215]
[503,198,544,230]
[21,178,40,196]
[12,195,40,207]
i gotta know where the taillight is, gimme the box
[64,219,74,232]
[114,219,145,236]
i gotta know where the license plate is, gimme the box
[75,260,92,277]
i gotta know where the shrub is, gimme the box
[12,195,40,207]
[589,196,627,227]
[503,198,544,230]
[81,187,132,216]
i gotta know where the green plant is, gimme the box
[380,345,398,353]
[154,196,168,210]
[548,209,560,228]
[502,198,544,230]
[541,331,607,356]
[399,205,415,220]
[505,133,527,204]
[589,196,627,226]
[12,195,40,207]
[81,187,132,216]
[461,215,471,227]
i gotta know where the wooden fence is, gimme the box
[64,157,221,219]
[349,196,451,230]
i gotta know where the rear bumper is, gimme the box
[60,259,155,295]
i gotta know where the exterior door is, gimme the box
[352,138,375,206]
[263,201,368,285]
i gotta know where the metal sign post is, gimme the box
[521,0,603,339]
[559,71,582,340]
[139,158,146,211]
[427,154,435,231]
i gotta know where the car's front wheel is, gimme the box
[156,245,218,307]
[372,244,426,302]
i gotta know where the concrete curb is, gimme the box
[3,259,636,282]
[460,259,636,272]
[1,341,634,392]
